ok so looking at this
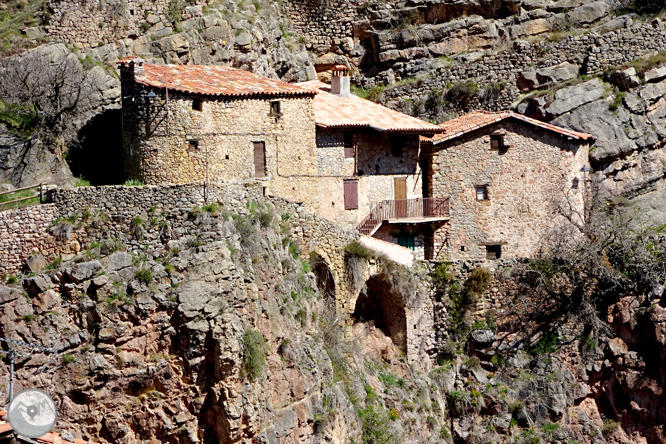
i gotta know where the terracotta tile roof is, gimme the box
[136,64,315,98]
[428,110,595,144]
[0,410,93,444]
[296,81,443,134]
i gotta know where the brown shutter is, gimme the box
[344,132,354,158]
[254,142,266,177]
[344,179,358,210]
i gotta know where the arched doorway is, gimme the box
[313,255,335,300]
[352,274,407,353]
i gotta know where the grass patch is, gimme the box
[135,268,153,284]
[243,328,267,380]
[123,179,144,186]
[0,0,49,55]
[0,186,40,210]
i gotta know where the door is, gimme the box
[394,177,407,218]
[344,179,358,210]
[253,142,266,177]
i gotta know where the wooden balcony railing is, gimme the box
[357,197,450,236]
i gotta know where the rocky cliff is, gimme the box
[1,193,666,444]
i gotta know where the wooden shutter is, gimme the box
[254,142,266,177]
[394,177,407,218]
[344,132,354,158]
[344,179,358,210]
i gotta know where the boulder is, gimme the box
[106,252,133,271]
[547,78,607,117]
[234,32,252,47]
[66,260,102,283]
[536,62,580,84]
[644,65,666,83]
[517,69,539,91]
[470,329,496,346]
[607,337,629,357]
[567,1,609,24]
[24,253,47,273]
[0,286,20,304]
[606,67,641,91]
[24,275,51,296]
[640,79,666,104]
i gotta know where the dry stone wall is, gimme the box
[0,204,79,275]
[379,19,666,119]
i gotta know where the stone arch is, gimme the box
[352,273,407,354]
[312,254,335,301]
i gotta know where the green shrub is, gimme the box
[529,331,559,356]
[432,262,455,289]
[609,92,626,111]
[602,419,620,437]
[243,329,268,380]
[123,179,144,186]
[75,176,91,187]
[446,80,479,105]
[466,267,492,297]
[135,268,153,284]
[62,354,76,365]
[295,308,307,327]
[345,241,375,259]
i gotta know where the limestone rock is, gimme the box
[0,286,20,304]
[66,260,102,283]
[470,329,496,346]
[606,67,641,91]
[639,79,666,104]
[644,66,666,83]
[567,1,609,24]
[24,275,51,296]
[106,252,133,271]
[24,253,47,273]
[546,78,607,118]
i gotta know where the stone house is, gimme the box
[421,110,595,262]
[119,59,445,252]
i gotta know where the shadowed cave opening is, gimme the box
[313,256,335,300]
[68,109,124,185]
[352,274,407,354]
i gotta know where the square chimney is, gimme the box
[331,65,350,97]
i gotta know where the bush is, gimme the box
[466,267,492,297]
[243,329,267,380]
[445,80,479,105]
[432,262,455,289]
[135,268,153,284]
[123,179,144,186]
[358,405,401,444]
[62,353,76,365]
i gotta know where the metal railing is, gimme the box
[357,197,450,235]
[0,183,45,210]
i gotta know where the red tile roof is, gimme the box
[428,110,595,143]
[136,64,315,98]
[0,410,93,444]
[296,81,443,134]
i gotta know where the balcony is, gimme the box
[357,197,450,236]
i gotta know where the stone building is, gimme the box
[421,110,594,262]
[120,60,444,243]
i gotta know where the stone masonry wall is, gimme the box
[0,204,79,275]
[380,19,666,117]
[428,120,588,262]
[122,79,317,185]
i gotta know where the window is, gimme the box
[486,245,501,260]
[344,179,358,210]
[270,101,281,117]
[344,132,354,158]
[391,136,406,157]
[398,235,415,251]
[490,135,503,150]
[188,140,199,150]
[476,185,488,201]
[253,142,266,177]
[192,98,202,111]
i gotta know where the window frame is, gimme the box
[188,140,199,150]
[485,244,502,260]
[344,131,355,158]
[476,185,489,201]
[269,101,281,118]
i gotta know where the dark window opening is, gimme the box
[490,135,503,150]
[572,177,579,189]
[270,101,281,117]
[391,136,406,157]
[192,98,202,111]
[397,235,415,251]
[476,185,488,201]
[254,142,266,177]
[460,246,465,252]
[225,154,230,160]
[344,132,354,158]
[129,9,134,15]
[344,179,358,210]
[486,245,501,260]
[188,140,199,150]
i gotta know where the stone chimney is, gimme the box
[331,65,350,97]
[118,56,145,81]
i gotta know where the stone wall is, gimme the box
[427,120,588,262]
[379,19,666,118]
[0,204,78,275]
